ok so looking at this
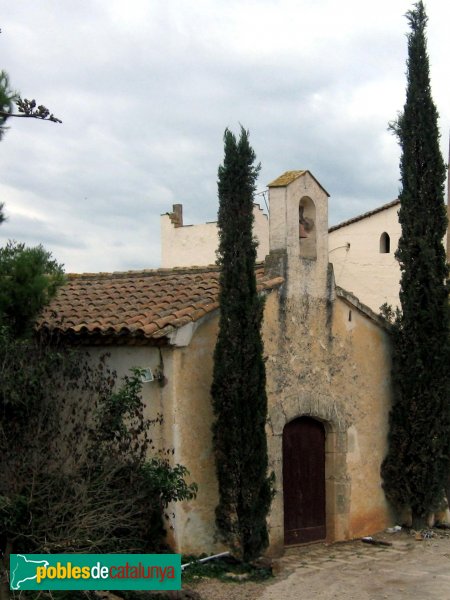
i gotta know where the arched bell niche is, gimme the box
[299,196,317,259]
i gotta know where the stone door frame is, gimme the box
[267,394,351,555]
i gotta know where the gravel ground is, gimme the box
[184,529,450,600]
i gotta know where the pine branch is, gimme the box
[0,98,62,123]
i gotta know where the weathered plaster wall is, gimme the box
[167,312,222,554]
[265,172,392,553]
[80,346,169,449]
[332,296,393,537]
[263,283,393,555]
[167,278,393,555]
[269,172,329,300]
[81,335,222,556]
[328,205,401,312]
[161,203,269,268]
[81,344,222,553]
[167,172,394,556]
[80,175,394,555]
[82,292,392,555]
[78,346,180,547]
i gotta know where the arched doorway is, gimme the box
[283,416,326,544]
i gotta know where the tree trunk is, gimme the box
[0,539,12,600]
[411,513,427,531]
[0,572,9,600]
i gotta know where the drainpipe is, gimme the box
[181,551,230,571]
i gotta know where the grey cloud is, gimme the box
[0,213,87,250]
[1,0,449,272]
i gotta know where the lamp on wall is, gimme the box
[140,368,154,383]
[139,366,167,386]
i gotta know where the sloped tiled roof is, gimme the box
[267,170,330,196]
[38,265,284,345]
[268,170,306,187]
[329,199,400,233]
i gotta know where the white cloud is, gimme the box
[1,0,449,271]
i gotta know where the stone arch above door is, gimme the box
[267,393,351,554]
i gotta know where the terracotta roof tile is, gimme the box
[38,264,283,344]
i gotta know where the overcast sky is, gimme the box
[1,0,449,273]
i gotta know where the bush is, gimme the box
[0,241,65,337]
[0,334,197,562]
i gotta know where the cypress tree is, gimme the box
[211,127,273,560]
[381,1,450,529]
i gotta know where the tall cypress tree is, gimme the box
[211,127,273,560]
[381,2,450,529]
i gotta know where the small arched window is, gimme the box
[379,232,390,254]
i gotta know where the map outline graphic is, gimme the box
[10,554,49,590]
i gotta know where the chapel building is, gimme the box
[41,170,399,554]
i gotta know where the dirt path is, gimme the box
[185,530,450,600]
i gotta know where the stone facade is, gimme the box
[157,171,393,554]
[262,172,392,553]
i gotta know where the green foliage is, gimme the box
[0,69,17,223]
[211,127,273,561]
[0,70,17,143]
[181,554,272,584]
[0,338,197,557]
[0,241,65,337]
[141,458,198,506]
[381,2,450,529]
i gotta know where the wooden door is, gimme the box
[283,417,326,544]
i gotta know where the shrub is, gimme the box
[0,334,197,586]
